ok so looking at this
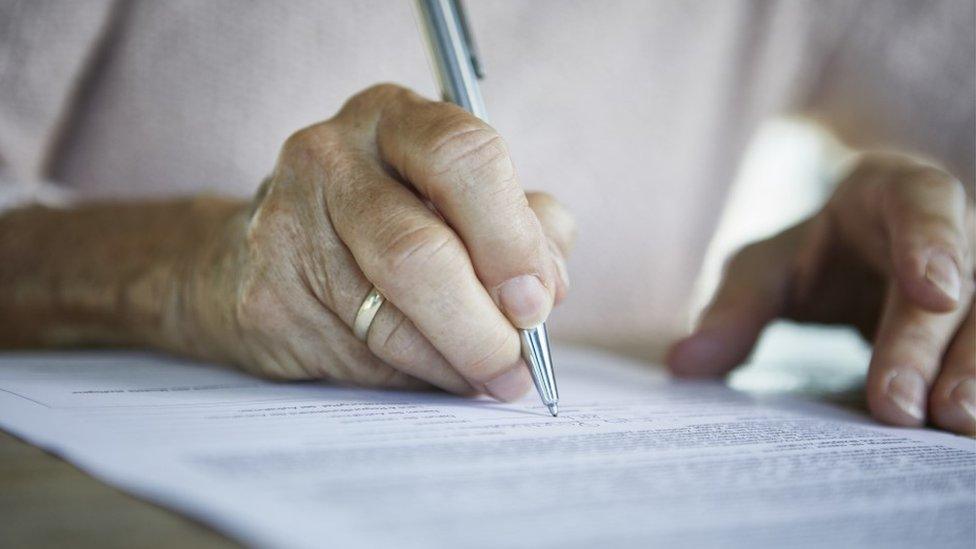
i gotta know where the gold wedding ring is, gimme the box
[353,287,385,342]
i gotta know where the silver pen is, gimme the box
[415,0,559,416]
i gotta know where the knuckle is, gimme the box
[895,321,944,360]
[234,274,284,336]
[352,82,408,105]
[852,153,958,199]
[459,328,519,381]
[374,220,462,289]
[910,215,963,245]
[371,309,424,363]
[881,159,963,203]
[426,120,515,188]
[337,83,411,123]
[282,125,323,157]
[282,126,315,153]
[903,164,958,191]
[279,123,344,174]
[245,194,300,257]
[905,169,966,209]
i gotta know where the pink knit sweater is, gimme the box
[1,0,972,354]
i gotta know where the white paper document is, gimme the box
[0,348,973,548]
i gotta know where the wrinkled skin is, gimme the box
[182,84,575,401]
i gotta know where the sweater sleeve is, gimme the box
[798,0,975,189]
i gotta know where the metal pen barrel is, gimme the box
[415,0,488,119]
[415,0,559,416]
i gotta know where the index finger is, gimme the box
[365,86,556,329]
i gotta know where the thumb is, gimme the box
[667,226,801,377]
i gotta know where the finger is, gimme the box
[246,173,474,394]
[667,225,799,377]
[884,164,970,312]
[929,302,976,435]
[324,267,477,395]
[363,85,556,329]
[365,299,477,395]
[866,283,971,427]
[318,147,531,401]
[526,191,576,304]
[234,276,426,390]
[280,313,429,390]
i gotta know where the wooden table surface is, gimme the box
[0,429,236,548]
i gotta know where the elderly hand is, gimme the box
[186,84,574,400]
[668,152,975,435]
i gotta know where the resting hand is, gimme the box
[668,152,975,434]
[187,84,574,399]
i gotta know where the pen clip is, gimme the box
[451,0,484,79]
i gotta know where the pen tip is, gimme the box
[547,403,558,417]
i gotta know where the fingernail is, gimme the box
[926,252,961,302]
[484,366,532,401]
[497,274,551,328]
[951,378,976,423]
[886,370,926,421]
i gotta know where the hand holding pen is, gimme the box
[415,0,562,414]
[140,81,574,401]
